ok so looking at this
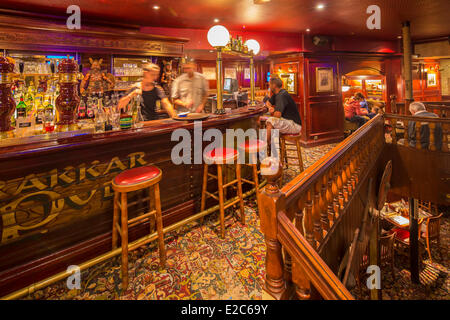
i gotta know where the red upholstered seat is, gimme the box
[204,148,238,163]
[239,139,267,153]
[114,165,161,186]
[282,132,301,137]
[391,228,410,243]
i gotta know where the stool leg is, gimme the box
[236,162,245,225]
[217,164,225,238]
[296,140,304,172]
[153,183,166,268]
[252,162,261,215]
[112,190,120,250]
[120,192,129,291]
[280,137,287,168]
[200,163,208,216]
[251,152,261,213]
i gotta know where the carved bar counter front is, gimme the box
[0,105,265,296]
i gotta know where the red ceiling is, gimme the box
[1,0,450,40]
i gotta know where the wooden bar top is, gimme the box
[0,105,266,160]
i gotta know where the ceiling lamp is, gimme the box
[245,39,261,55]
[207,25,230,48]
[254,0,272,4]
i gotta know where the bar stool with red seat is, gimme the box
[279,132,304,172]
[238,139,267,212]
[200,148,245,238]
[112,165,166,290]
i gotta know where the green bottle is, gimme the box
[16,97,27,119]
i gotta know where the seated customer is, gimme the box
[355,92,377,119]
[344,95,369,128]
[408,102,442,151]
[264,77,302,153]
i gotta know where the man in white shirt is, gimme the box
[171,61,209,113]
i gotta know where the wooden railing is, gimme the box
[390,96,450,116]
[259,115,386,300]
[383,113,450,206]
[384,113,450,152]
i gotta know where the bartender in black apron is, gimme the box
[118,63,176,120]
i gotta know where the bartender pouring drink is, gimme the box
[118,63,176,120]
[171,61,209,113]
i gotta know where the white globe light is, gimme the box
[245,39,260,55]
[207,25,230,47]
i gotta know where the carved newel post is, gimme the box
[259,157,288,299]
[55,58,80,131]
[389,94,397,114]
[0,57,16,139]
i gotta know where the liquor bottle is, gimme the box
[15,101,35,138]
[238,36,243,52]
[24,83,35,114]
[16,97,27,119]
[43,97,55,133]
[34,94,45,127]
[119,108,132,130]
[94,98,105,132]
[78,99,86,119]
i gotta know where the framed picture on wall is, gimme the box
[202,67,216,80]
[244,68,251,80]
[225,67,237,79]
[316,67,334,92]
[427,73,437,87]
[280,73,297,94]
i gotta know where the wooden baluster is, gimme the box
[345,155,353,196]
[326,169,335,226]
[320,174,330,233]
[341,158,349,203]
[416,121,422,150]
[390,118,398,144]
[429,122,436,151]
[293,196,311,300]
[403,118,409,144]
[337,160,345,210]
[312,181,323,244]
[259,158,287,299]
[349,149,357,193]
[332,165,341,219]
[304,189,315,249]
[443,123,449,152]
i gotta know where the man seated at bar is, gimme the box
[118,63,176,120]
[408,101,442,151]
[344,93,370,127]
[171,61,209,113]
[264,77,302,150]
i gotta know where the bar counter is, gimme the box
[0,105,266,296]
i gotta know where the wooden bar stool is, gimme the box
[201,148,245,238]
[238,139,267,213]
[112,165,166,291]
[279,133,304,172]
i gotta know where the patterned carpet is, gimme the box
[22,142,449,300]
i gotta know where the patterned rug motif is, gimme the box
[22,142,449,300]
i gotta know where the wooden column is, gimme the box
[409,198,420,284]
[402,21,414,112]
